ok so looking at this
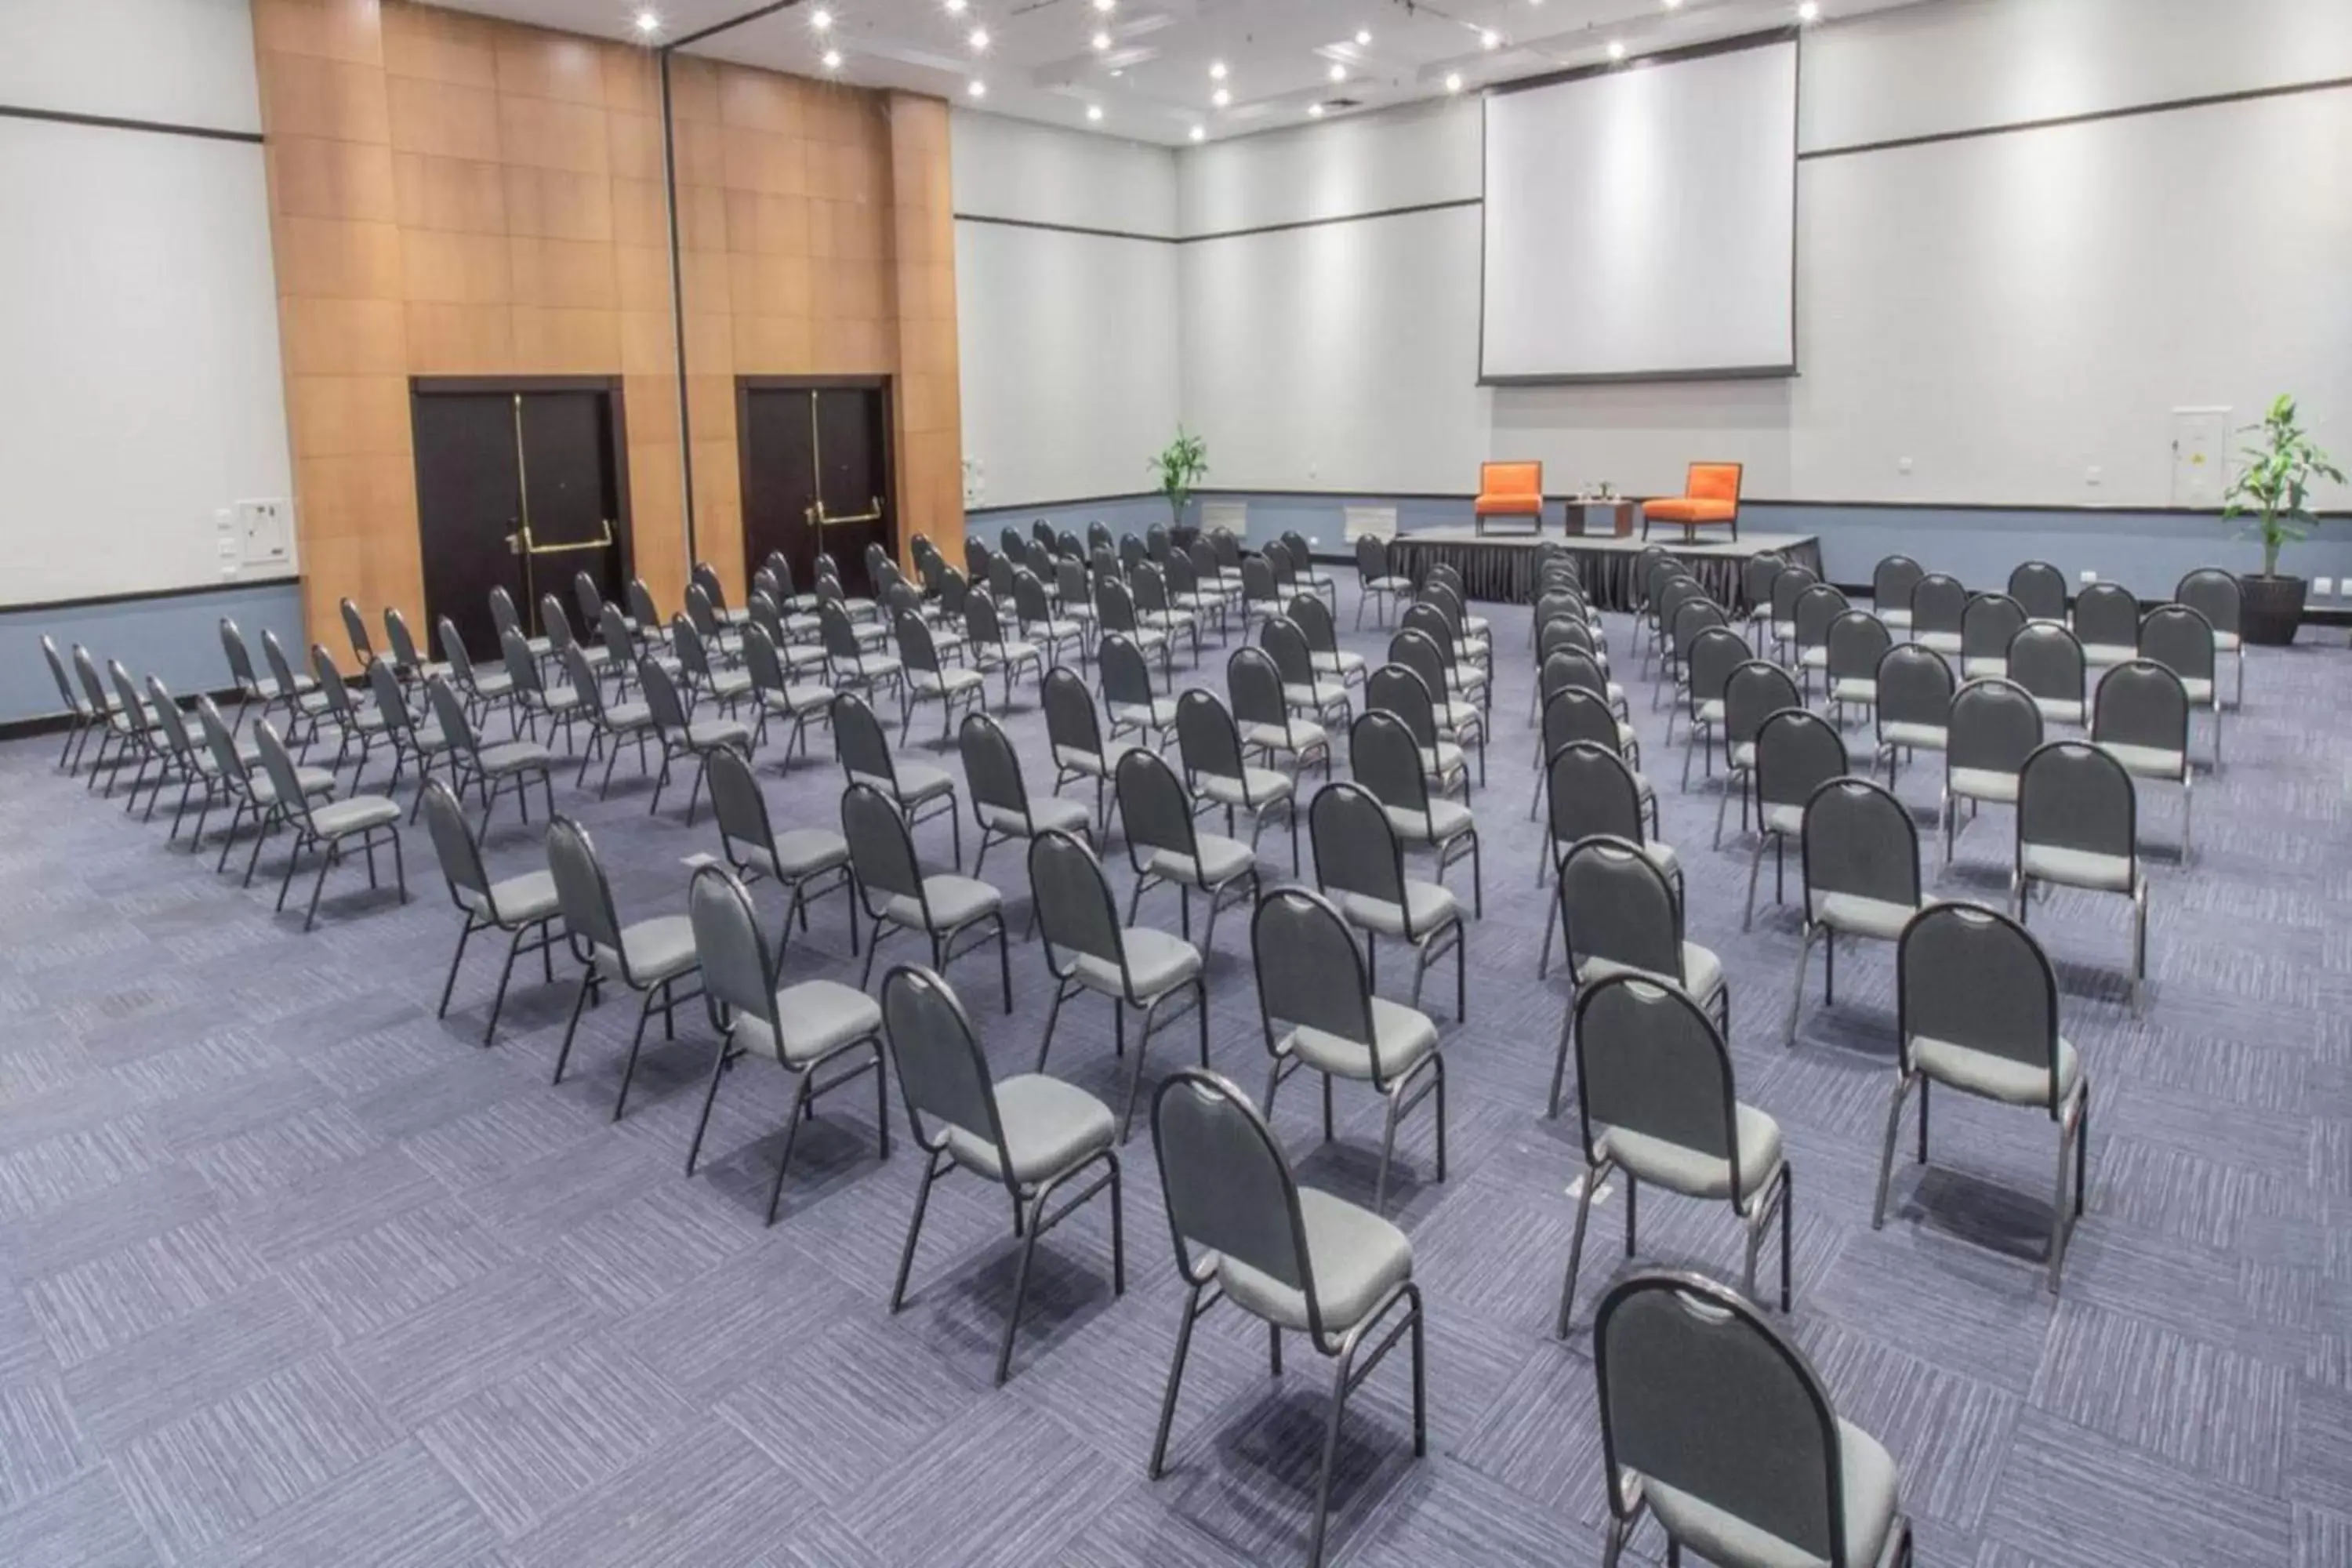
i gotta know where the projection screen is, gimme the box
[1480,37,1799,383]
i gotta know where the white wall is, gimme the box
[1167,0,2352,508]
[0,0,292,605]
[951,109,1182,507]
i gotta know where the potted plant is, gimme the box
[2223,394,2344,644]
[1149,428,1209,534]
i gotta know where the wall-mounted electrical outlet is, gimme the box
[2316,577,2336,598]
[2085,466,2103,487]
[2079,569,2098,584]
[1897,456,1913,475]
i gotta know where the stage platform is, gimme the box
[1385,526,1822,614]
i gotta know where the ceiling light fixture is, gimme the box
[1798,0,1820,16]
[822,47,843,68]
[1209,60,1227,80]
[1189,125,1205,141]
[1308,103,1325,118]
[809,7,831,30]
[1328,63,1346,82]
[1356,28,1372,45]
[945,0,967,14]
[1664,0,1683,8]
[633,9,660,34]
[1091,30,1110,50]
[1087,103,1104,121]
[1480,29,1501,50]
[969,26,989,49]
[967,78,986,96]
[1211,86,1230,107]
[1094,0,1116,11]
[1444,71,1464,93]
[1607,39,1625,60]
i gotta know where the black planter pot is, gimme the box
[2241,573,2307,646]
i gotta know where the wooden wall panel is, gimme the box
[254,0,957,636]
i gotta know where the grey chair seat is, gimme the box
[1219,1185,1413,1333]
[477,740,551,774]
[1283,680,1351,711]
[537,685,583,713]
[1759,801,1805,836]
[1312,650,1367,678]
[606,701,655,731]
[1445,662,1488,695]
[463,869,561,926]
[1436,699,1483,731]
[706,670,753,700]
[1693,698,1726,724]
[683,720,750,751]
[760,684,834,718]
[2019,842,2136,893]
[910,666,985,697]
[976,637,1040,667]
[1069,927,1203,999]
[884,760,956,804]
[1881,608,1913,630]
[1419,742,1468,782]
[1367,574,1414,597]
[1579,942,1726,1007]
[1243,719,1327,754]
[2098,740,2185,780]
[1335,880,1460,939]
[1730,741,1756,770]
[1386,797,1474,845]
[309,796,400,836]
[942,1072,1116,1183]
[1814,892,1921,942]
[1598,1102,1783,1208]
[1052,744,1110,779]
[2212,629,2242,652]
[755,827,851,880]
[2032,697,2087,725]
[2082,643,2136,669]
[1281,996,1439,1082]
[1911,1032,2082,1108]
[249,765,336,805]
[1024,618,1083,644]
[1918,631,1963,655]
[978,796,1092,838]
[885,874,1002,931]
[735,978,882,1066]
[1880,720,1947,751]
[1111,697,1178,731]
[2177,676,2215,704]
[1148,832,1255,887]
[843,653,902,681]
[472,673,517,699]
[1196,768,1293,810]
[597,913,699,983]
[412,724,451,753]
[1642,1414,1899,1568]
[1833,677,1878,704]
[1123,626,1170,654]
[1800,646,1831,670]
[1949,766,2019,804]
[1962,657,2007,680]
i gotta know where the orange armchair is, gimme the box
[1474,461,1544,535]
[1642,462,1744,542]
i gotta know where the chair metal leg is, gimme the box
[995,1186,1049,1386]
[1784,924,1818,1044]
[1149,1281,1207,1479]
[685,1043,731,1176]
[890,1151,948,1312]
[1871,1073,1912,1231]
[765,1073,817,1225]
[551,962,596,1085]
[1742,833,1770,931]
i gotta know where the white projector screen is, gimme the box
[1481,38,1798,383]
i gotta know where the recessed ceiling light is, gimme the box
[1109,67,1122,76]
[1211,86,1230,107]
[633,9,660,34]
[822,47,842,68]
[1607,39,1626,60]
[1664,0,1683,8]
[809,7,830,30]
[967,78,986,96]
[1091,30,1110,50]
[1093,0,1115,10]
[968,26,989,49]
[1798,0,1820,16]
[1308,103,1325,118]
[1480,29,1502,50]
[1189,125,1205,141]
[944,0,967,13]
[1086,103,1104,121]
[1356,28,1372,45]
[1209,60,1227,81]
[1444,71,1464,93]
[1328,63,1346,82]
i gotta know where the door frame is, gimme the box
[734,375,897,585]
[408,375,637,605]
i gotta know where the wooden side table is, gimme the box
[1570,500,1635,537]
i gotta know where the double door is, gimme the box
[411,380,631,659]
[739,379,894,597]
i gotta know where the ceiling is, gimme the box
[431,0,1929,147]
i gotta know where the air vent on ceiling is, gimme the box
[1322,97,1363,110]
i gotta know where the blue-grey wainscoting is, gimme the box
[0,578,305,728]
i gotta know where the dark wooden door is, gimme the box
[412,383,630,659]
[739,380,892,597]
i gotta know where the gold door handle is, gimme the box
[815,495,885,527]
[518,520,617,556]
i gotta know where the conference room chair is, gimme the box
[1422,561,1491,645]
[691,562,747,628]
[560,644,656,798]
[1176,688,1301,870]
[2015,740,2151,1011]
[833,690,961,867]
[101,660,169,815]
[704,746,854,963]
[359,659,444,815]
[1650,572,1710,674]
[818,601,901,710]
[1255,879,1449,1218]
[1308,778,1468,1025]
[1530,617,1620,726]
[1163,547,1229,640]
[1789,583,1851,697]
[1116,745,1261,952]
[1145,523,1172,564]
[1398,601,1490,719]
[1029,829,1207,1143]
[682,864,886,1223]
[747,586,826,671]
[1230,644,1332,780]
[1786,777,1926,1044]
[2005,621,2089,729]
[191,694,295,877]
[815,556,878,626]
[1012,566,1089,670]
[69,645,144,794]
[1534,651,1642,772]
[1672,625,1748,789]
[419,776,561,1044]
[538,594,610,696]
[1351,709,1483,920]
[339,597,378,672]
[956,708,1091,914]
[1095,575,1173,684]
[1590,1271,1912,1568]
[2072,581,2142,670]
[2009,559,2071,626]
[250,719,405,933]
[39,635,101,772]
[597,601,661,699]
[141,675,227,844]
[1365,666,1472,811]
[960,587,1044,708]
[1872,553,1925,636]
[884,578,964,668]
[382,606,448,690]
[260,630,332,756]
[1711,657,1799,850]
[221,616,315,726]
[436,615,516,726]
[1960,592,2027,681]
[545,815,702,1120]
[426,673,556,831]
[1661,596,1731,721]
[637,659,750,826]
[1559,974,1790,1336]
[843,779,1011,1010]
[1131,561,1203,666]
[1876,902,2089,1293]
[573,572,617,647]
[1824,609,1893,731]
[1087,519,1115,557]
[1637,558,1694,672]
[1262,615,1355,731]
[1744,708,1848,931]
[1279,529,1340,613]
[2092,659,2194,862]
[1872,643,1955,789]
[1209,527,1248,590]
[883,962,1123,1385]
[1389,629,1486,783]
[1907,573,1968,659]
[1741,554,1787,649]
[672,614,752,720]
[2175,567,2245,705]
[1545,831,1726,1094]
[1052,556,1103,648]
[2138,603,2224,767]
[1534,686,1654,829]
[488,583,552,664]
[1294,593,1369,692]
[1098,632,1176,753]
[739,622,832,767]
[1038,666,1115,834]
[621,575,662,637]
[891,609,986,748]
[1188,536,1241,616]
[1355,535,1415,629]
[1539,735,1680,928]
[503,630,583,753]
[1533,592,1610,673]
[965,535,996,586]
[1640,460,1744,542]
[1942,677,2042,866]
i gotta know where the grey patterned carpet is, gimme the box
[2,571,2346,1568]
